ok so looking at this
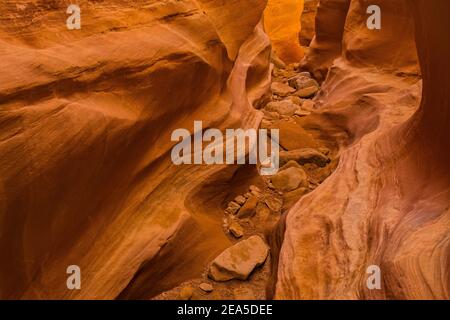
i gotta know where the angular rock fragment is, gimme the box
[275,120,319,150]
[208,236,269,281]
[228,219,244,238]
[234,195,247,206]
[225,201,241,215]
[279,148,330,167]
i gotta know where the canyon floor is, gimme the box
[152,62,338,300]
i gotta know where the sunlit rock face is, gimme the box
[0,0,271,299]
[299,0,318,47]
[264,0,304,63]
[300,0,351,81]
[277,0,449,300]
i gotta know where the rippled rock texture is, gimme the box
[277,0,449,300]
[0,0,271,299]
[264,0,304,63]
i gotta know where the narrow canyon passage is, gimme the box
[0,0,448,301]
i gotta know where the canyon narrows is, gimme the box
[0,0,448,301]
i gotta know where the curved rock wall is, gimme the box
[277,0,449,300]
[0,0,270,299]
[264,0,304,63]
[300,0,350,81]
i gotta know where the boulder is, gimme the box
[271,167,308,192]
[265,100,298,116]
[208,236,269,281]
[271,81,296,97]
[279,148,330,167]
[275,120,319,150]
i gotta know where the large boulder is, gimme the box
[272,120,319,150]
[271,167,308,192]
[208,236,270,281]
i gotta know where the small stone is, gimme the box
[249,185,261,193]
[199,283,214,293]
[234,195,247,206]
[237,196,258,219]
[179,286,194,300]
[271,82,296,97]
[225,201,241,215]
[228,219,244,238]
[265,100,298,116]
[271,167,309,192]
[295,86,319,98]
[208,236,269,281]
[244,192,252,199]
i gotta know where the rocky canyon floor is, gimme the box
[152,64,339,300]
[0,0,448,301]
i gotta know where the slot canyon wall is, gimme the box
[0,0,271,299]
[0,0,448,301]
[276,0,449,299]
[264,0,304,63]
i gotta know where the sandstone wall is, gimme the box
[0,0,271,299]
[299,0,318,47]
[300,0,351,81]
[277,0,449,300]
[264,0,304,63]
